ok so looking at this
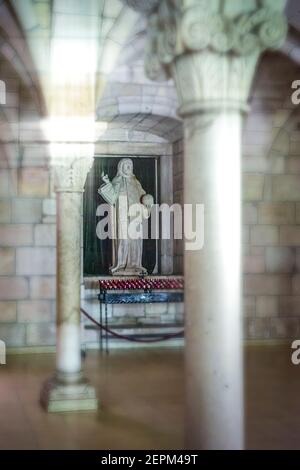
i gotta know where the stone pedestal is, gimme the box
[41,375,97,413]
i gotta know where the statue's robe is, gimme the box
[99,173,147,275]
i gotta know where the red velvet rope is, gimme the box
[81,307,184,343]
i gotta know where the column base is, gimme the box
[40,375,98,413]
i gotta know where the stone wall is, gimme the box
[0,61,56,349]
[2,50,300,347]
[243,52,300,339]
[0,181,56,348]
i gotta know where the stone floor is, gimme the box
[0,344,299,449]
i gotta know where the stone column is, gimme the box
[56,189,82,379]
[41,155,98,412]
[142,0,287,449]
[183,109,243,449]
[39,0,100,413]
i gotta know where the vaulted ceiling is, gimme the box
[2,0,300,147]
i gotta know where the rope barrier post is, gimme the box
[105,301,109,355]
[99,289,103,353]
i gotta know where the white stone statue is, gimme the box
[98,158,153,276]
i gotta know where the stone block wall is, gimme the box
[0,167,55,347]
[2,50,300,347]
[242,52,300,339]
[0,61,56,348]
[0,168,56,347]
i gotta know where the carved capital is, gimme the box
[144,0,287,112]
[51,144,94,192]
[172,50,259,115]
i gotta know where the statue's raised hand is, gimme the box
[101,172,110,184]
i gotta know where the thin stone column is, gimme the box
[41,156,97,412]
[56,190,82,380]
[142,0,287,449]
[39,0,101,413]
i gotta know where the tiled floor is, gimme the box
[245,344,300,450]
[0,349,184,450]
[0,345,300,449]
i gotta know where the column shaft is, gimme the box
[184,111,243,449]
[56,190,82,379]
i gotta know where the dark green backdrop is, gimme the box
[83,156,158,276]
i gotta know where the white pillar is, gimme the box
[56,190,82,380]
[143,0,287,449]
[171,52,249,447]
[41,155,98,412]
[39,0,101,412]
[184,110,243,449]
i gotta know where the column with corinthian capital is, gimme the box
[41,152,98,412]
[141,0,287,449]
